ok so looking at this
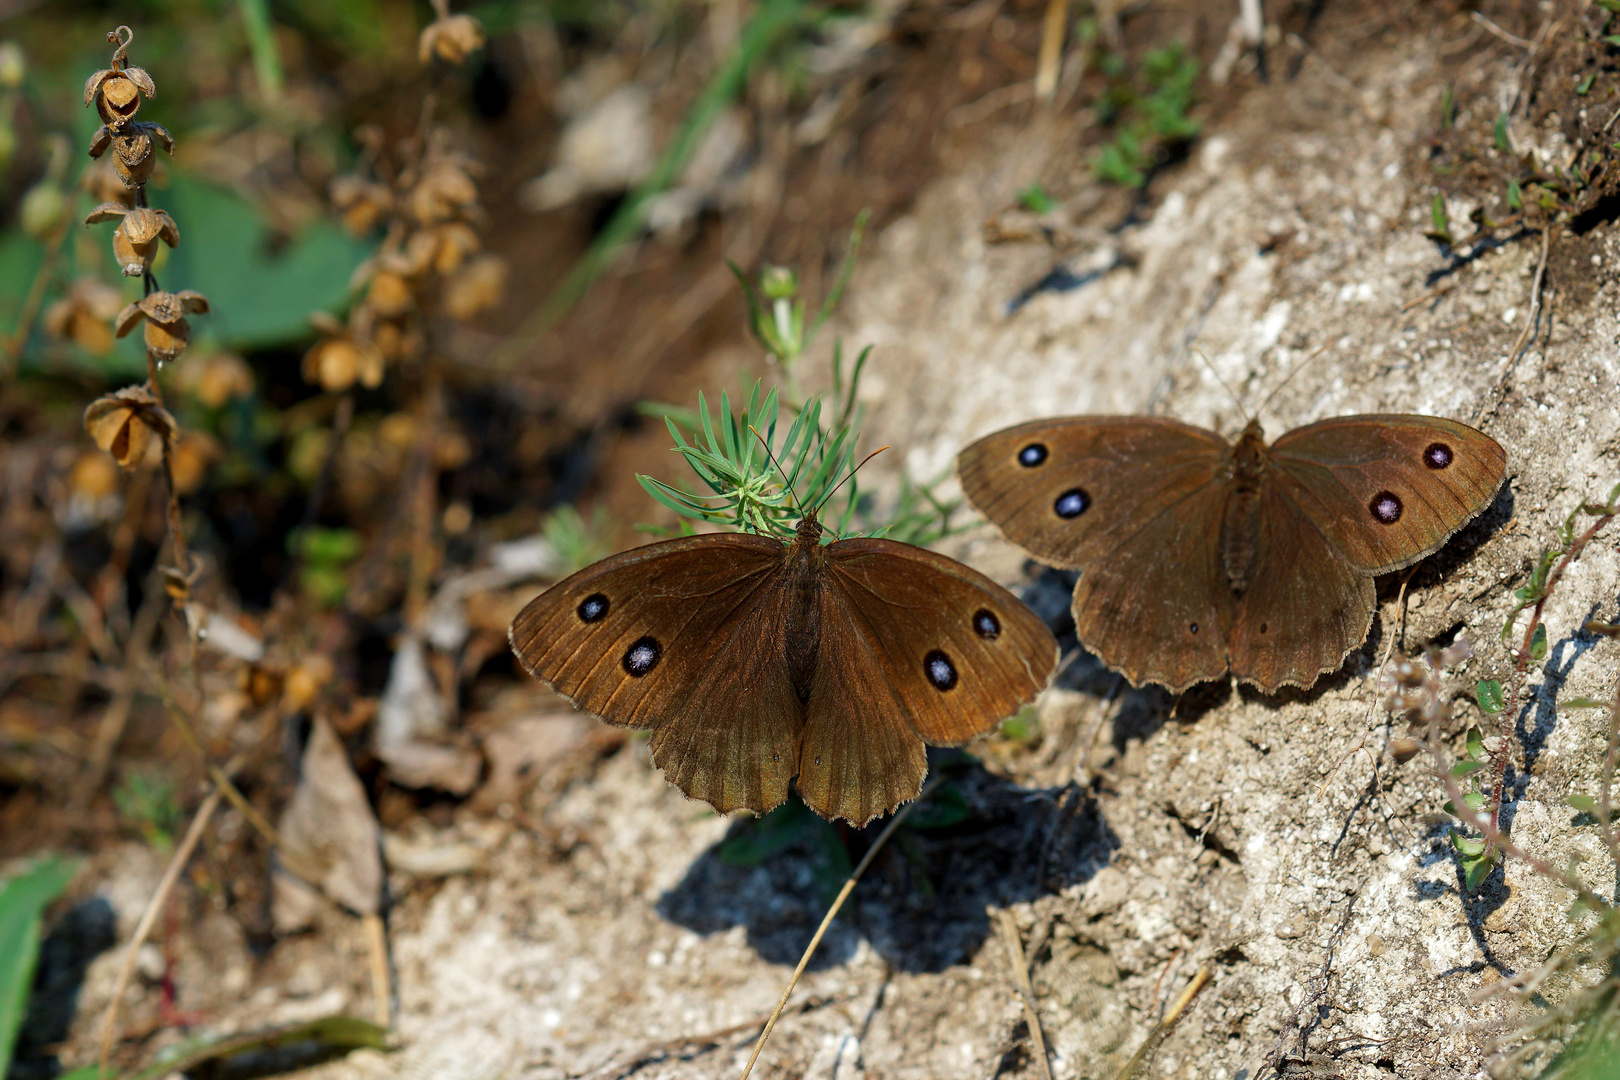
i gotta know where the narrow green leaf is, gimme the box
[1452,759,1488,778]
[1562,697,1611,709]
[1429,193,1452,242]
[537,0,811,323]
[1577,72,1597,95]
[1507,178,1522,210]
[1,857,79,1073]
[1493,112,1511,151]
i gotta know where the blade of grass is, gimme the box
[534,0,811,326]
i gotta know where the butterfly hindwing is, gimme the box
[1067,478,1235,692]
[1226,481,1376,690]
[793,538,1059,825]
[508,534,803,815]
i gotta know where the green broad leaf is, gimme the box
[1569,793,1601,814]
[151,173,372,350]
[1462,792,1487,812]
[1577,72,1597,95]
[1465,727,1487,760]
[1451,833,1487,858]
[0,857,78,1075]
[1462,854,1493,892]
[1452,758,1488,778]
[718,802,827,868]
[109,1015,390,1080]
[1475,680,1505,714]
[1530,623,1548,661]
[0,230,45,345]
[905,783,974,830]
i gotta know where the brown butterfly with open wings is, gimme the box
[957,414,1507,694]
[510,510,1058,825]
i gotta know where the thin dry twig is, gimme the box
[95,770,232,1073]
[577,996,834,1080]
[1490,497,1618,835]
[1503,225,1551,372]
[1113,964,1214,1080]
[995,907,1054,1080]
[738,776,943,1080]
[1471,11,1534,50]
[1034,0,1070,103]
[362,911,392,1028]
[149,665,324,884]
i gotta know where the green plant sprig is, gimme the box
[1477,651,1620,1080]
[637,382,860,541]
[731,208,869,403]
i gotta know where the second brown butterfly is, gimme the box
[957,414,1507,693]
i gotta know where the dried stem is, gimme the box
[995,907,1054,1080]
[1599,676,1620,882]
[739,777,942,1080]
[1114,965,1213,1080]
[95,772,230,1074]
[149,664,324,884]
[1425,692,1605,909]
[1491,503,1618,834]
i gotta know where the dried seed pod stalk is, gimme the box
[79,25,211,595]
[307,4,500,394]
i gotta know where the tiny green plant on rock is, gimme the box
[1386,480,1620,1075]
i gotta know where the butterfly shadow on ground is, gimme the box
[656,750,1119,974]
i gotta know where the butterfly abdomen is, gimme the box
[781,534,826,703]
[1220,427,1269,593]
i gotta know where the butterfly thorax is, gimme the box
[781,516,828,702]
[1220,421,1269,594]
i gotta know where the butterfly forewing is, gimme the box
[1266,415,1507,574]
[957,417,1231,568]
[821,539,1059,744]
[508,534,803,814]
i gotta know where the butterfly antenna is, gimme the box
[1255,342,1330,426]
[813,445,889,520]
[747,424,804,515]
[1191,347,1251,425]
